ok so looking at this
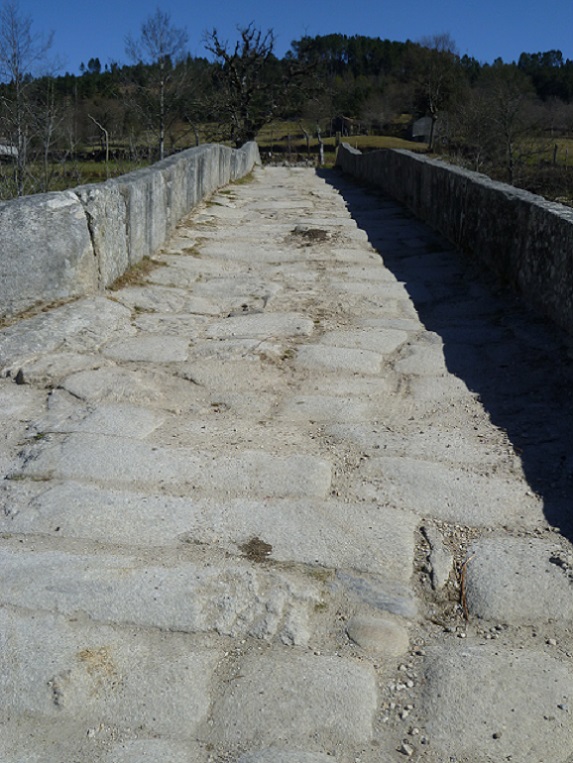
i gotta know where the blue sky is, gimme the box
[14,0,573,75]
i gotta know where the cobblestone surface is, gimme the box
[1,165,573,762]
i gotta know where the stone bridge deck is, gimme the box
[1,166,573,763]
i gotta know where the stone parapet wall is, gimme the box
[336,143,573,334]
[0,142,260,318]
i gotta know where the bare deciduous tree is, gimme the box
[126,7,188,160]
[205,24,310,148]
[415,32,462,151]
[0,0,54,196]
[205,24,276,147]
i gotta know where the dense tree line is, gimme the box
[2,0,573,200]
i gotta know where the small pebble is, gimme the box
[547,638,557,646]
[398,742,414,757]
[493,731,502,739]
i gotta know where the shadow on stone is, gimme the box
[319,167,573,542]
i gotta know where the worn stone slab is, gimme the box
[335,571,418,618]
[176,358,280,392]
[101,335,190,363]
[407,372,474,402]
[206,312,314,339]
[103,740,204,763]
[0,381,46,417]
[0,609,217,737]
[278,394,371,422]
[325,422,516,467]
[187,338,284,362]
[358,456,543,527]
[422,646,573,762]
[335,266,399,283]
[309,375,391,397]
[0,717,118,763]
[133,312,208,334]
[466,536,573,623]
[6,487,415,579]
[8,352,112,387]
[210,650,377,747]
[61,367,164,404]
[360,316,422,331]
[237,752,335,763]
[199,243,305,263]
[47,403,165,438]
[320,328,407,355]
[192,274,281,302]
[19,433,332,498]
[423,524,454,591]
[296,345,382,375]
[346,613,410,657]
[0,382,48,477]
[325,280,410,303]
[0,298,133,371]
[0,548,319,643]
[202,389,277,418]
[329,246,379,261]
[395,343,448,375]
[112,285,224,315]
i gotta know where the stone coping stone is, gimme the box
[421,645,573,762]
[0,191,96,317]
[209,650,377,748]
[466,535,573,623]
